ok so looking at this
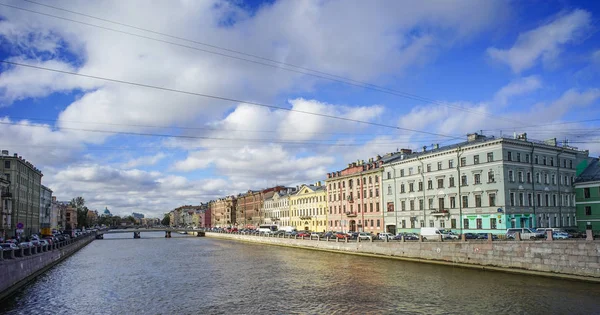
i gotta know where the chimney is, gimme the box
[1,150,8,156]
[316,181,321,187]
[400,149,412,154]
[467,133,483,142]
[13,153,17,157]
[422,146,427,152]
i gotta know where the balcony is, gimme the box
[299,216,312,220]
[431,209,449,216]
[345,211,357,217]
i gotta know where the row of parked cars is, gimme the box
[0,229,98,252]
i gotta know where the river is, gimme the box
[1,232,599,314]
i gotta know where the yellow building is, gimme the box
[289,182,327,232]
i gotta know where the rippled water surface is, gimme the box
[1,232,600,314]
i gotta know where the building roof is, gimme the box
[575,158,600,184]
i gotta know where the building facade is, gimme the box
[210,196,236,228]
[289,183,327,232]
[0,151,43,236]
[1,174,13,239]
[235,190,262,229]
[574,158,600,231]
[326,155,398,234]
[40,185,53,235]
[383,133,587,235]
[65,205,77,230]
[262,188,295,227]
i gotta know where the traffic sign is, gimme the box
[16,222,24,229]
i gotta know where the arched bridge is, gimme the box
[96,228,205,239]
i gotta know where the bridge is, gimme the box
[96,228,206,239]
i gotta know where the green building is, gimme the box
[574,158,600,231]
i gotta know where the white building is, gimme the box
[382,133,587,235]
[263,188,296,227]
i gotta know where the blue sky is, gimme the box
[0,0,599,217]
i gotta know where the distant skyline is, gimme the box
[1,0,599,218]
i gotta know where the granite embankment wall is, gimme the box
[0,235,95,300]
[206,232,600,281]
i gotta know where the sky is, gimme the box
[0,0,599,218]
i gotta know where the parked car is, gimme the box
[506,228,540,240]
[39,240,50,246]
[464,233,482,239]
[394,233,419,240]
[549,232,570,240]
[0,243,19,251]
[19,242,33,249]
[563,228,585,238]
[358,232,375,240]
[378,233,394,240]
[297,231,311,238]
[477,233,499,240]
[309,232,321,238]
[335,232,348,239]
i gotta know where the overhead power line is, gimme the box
[0,121,444,147]
[0,60,459,140]
[2,1,527,126]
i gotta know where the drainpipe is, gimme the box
[393,165,398,234]
[418,157,426,228]
[457,146,464,234]
[360,173,365,233]
[556,148,564,227]
[530,143,536,228]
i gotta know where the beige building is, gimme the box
[289,183,327,232]
[262,188,296,227]
[0,150,43,236]
[210,196,236,228]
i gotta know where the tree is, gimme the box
[70,197,85,209]
[161,213,170,226]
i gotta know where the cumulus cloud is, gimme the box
[123,152,167,168]
[487,9,592,73]
[493,75,542,106]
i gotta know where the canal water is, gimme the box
[1,232,599,314]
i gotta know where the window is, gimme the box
[420,220,425,228]
[585,206,592,216]
[488,171,495,183]
[439,198,445,210]
[387,185,392,195]
[370,203,373,212]
[449,160,454,168]
[474,155,479,165]
[375,188,379,197]
[410,220,415,228]
[428,198,434,209]
[375,175,379,183]
[516,152,521,162]
[544,174,548,184]
[450,197,456,208]
[440,220,445,228]
[460,157,466,167]
[429,220,434,227]
[400,169,404,177]
[570,160,573,169]
[4,161,9,168]
[401,201,406,211]
[461,175,468,186]
[464,219,469,229]
[487,152,493,162]
[402,220,406,228]
[508,170,514,182]
[545,194,549,206]
[437,162,442,170]
[536,173,541,183]
[387,172,391,179]
[525,154,530,163]
[376,203,380,212]
[449,177,455,187]
[518,171,523,183]
[543,156,547,165]
[535,155,539,164]
[537,194,541,206]
[490,218,497,229]
[451,219,456,228]
[437,178,444,188]
[419,199,424,210]
[489,193,496,207]
[475,195,482,207]
[550,157,554,166]
[410,200,415,210]
[519,193,524,206]
[427,180,433,190]
[510,192,515,206]
[377,219,380,227]
[553,194,557,207]
[400,184,405,193]
[418,182,423,191]
[507,151,512,161]
[552,174,556,185]
[527,172,531,183]
[427,164,431,172]
[474,174,481,184]
[462,196,469,208]
[476,218,482,229]
[584,188,590,199]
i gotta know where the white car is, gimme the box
[378,233,395,240]
[358,232,374,240]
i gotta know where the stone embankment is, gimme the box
[0,234,95,300]
[206,232,600,282]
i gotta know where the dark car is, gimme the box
[563,228,585,238]
[464,233,482,239]
[477,233,499,240]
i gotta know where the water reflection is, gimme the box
[1,233,599,314]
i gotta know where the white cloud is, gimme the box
[493,75,542,106]
[487,9,592,73]
[123,152,167,168]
